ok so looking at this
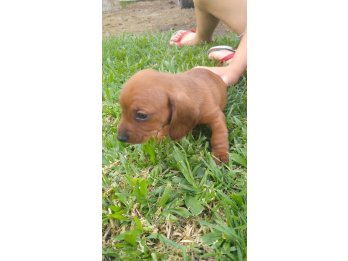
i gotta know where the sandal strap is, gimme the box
[207,45,235,55]
[174,29,196,46]
[219,52,235,63]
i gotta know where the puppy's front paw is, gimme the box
[212,151,229,164]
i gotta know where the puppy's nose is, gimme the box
[117,133,128,142]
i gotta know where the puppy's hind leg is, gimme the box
[209,111,229,164]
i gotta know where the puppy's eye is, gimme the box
[135,112,148,121]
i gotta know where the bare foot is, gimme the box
[208,49,235,64]
[169,30,205,46]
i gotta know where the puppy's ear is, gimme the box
[168,93,199,140]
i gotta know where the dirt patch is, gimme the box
[102,0,230,37]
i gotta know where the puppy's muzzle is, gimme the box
[117,129,128,142]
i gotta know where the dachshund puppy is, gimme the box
[117,68,229,163]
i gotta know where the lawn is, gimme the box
[102,31,247,260]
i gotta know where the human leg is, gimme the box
[170,0,246,61]
[169,0,219,46]
[204,0,246,36]
[198,31,247,85]
[203,0,246,63]
[170,0,247,85]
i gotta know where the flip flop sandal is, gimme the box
[171,29,196,46]
[207,45,236,63]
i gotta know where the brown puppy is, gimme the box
[117,68,229,163]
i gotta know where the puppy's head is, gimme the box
[117,69,199,144]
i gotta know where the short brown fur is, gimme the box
[117,68,230,163]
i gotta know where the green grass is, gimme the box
[102,31,247,260]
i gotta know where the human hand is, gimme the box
[196,64,242,86]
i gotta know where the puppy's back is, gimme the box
[181,68,228,110]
